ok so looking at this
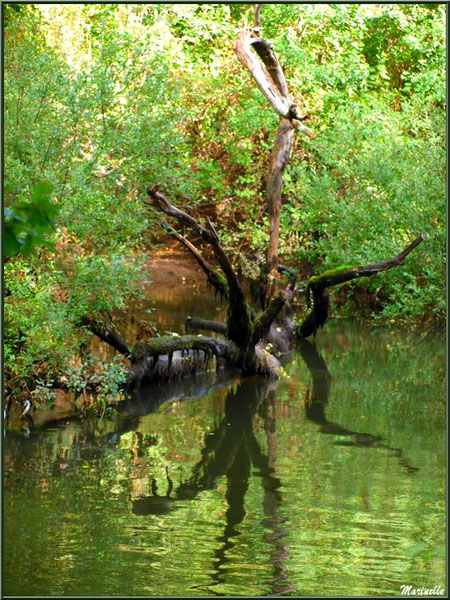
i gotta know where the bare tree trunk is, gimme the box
[234,5,311,306]
[265,118,294,305]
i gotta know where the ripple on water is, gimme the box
[3,323,446,596]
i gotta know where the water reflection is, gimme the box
[119,341,420,594]
[127,378,294,595]
[4,323,445,596]
[297,339,419,474]
[119,369,240,417]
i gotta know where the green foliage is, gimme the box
[4,183,59,257]
[64,354,128,417]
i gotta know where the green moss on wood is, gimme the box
[208,270,229,299]
[309,265,359,286]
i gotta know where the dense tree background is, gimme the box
[3,3,446,404]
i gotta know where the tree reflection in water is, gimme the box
[297,339,419,475]
[128,341,418,594]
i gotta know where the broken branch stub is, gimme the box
[234,30,313,138]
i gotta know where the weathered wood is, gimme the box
[265,118,294,304]
[250,38,290,99]
[233,30,313,138]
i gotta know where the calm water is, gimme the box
[4,261,446,596]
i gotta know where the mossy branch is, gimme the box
[298,234,425,338]
[252,292,286,346]
[131,335,238,366]
[306,234,425,295]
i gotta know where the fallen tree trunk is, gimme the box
[128,334,238,387]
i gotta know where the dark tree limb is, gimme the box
[298,234,425,338]
[82,318,131,357]
[306,234,425,295]
[185,317,227,335]
[145,187,253,349]
[128,335,239,387]
[162,221,229,299]
[145,189,239,297]
[252,292,286,346]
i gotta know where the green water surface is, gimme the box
[4,323,446,596]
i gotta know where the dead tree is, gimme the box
[82,5,424,387]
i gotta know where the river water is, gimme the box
[4,255,446,596]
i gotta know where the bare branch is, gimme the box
[82,318,131,357]
[234,31,291,118]
[298,234,426,338]
[185,317,227,335]
[250,37,290,98]
[162,221,229,299]
[234,30,313,137]
[146,187,253,348]
[254,4,261,30]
